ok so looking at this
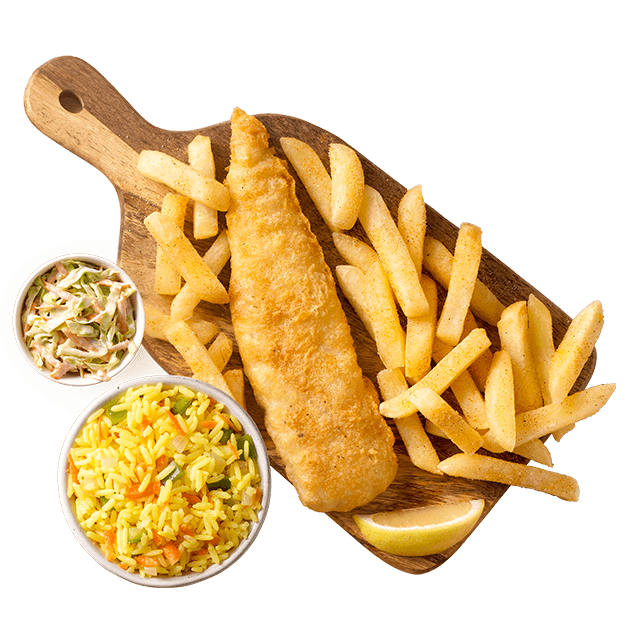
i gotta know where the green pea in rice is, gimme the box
[67,382,263,577]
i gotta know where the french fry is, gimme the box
[332,232,379,273]
[478,428,505,453]
[513,439,553,467]
[497,300,544,413]
[468,425,552,466]
[548,300,604,403]
[436,223,483,346]
[155,193,189,295]
[515,383,616,447]
[335,265,376,338]
[484,350,516,452]
[163,319,231,395]
[380,328,491,419]
[460,312,493,392]
[422,236,505,325]
[188,135,218,239]
[170,287,201,325]
[552,425,574,443]
[431,338,490,434]
[329,143,364,230]
[280,137,335,231]
[170,231,231,322]
[377,368,442,474]
[397,185,427,272]
[223,369,245,408]
[423,418,448,440]
[142,304,171,340]
[407,387,483,455]
[137,149,229,211]
[438,453,579,502]
[363,261,406,369]
[405,275,438,382]
[144,211,229,305]
[143,303,218,345]
[527,293,555,405]
[359,186,429,318]
[208,331,234,371]
[186,319,219,346]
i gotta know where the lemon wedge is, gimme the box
[353,499,485,556]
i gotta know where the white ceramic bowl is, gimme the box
[14,253,145,386]
[58,375,271,587]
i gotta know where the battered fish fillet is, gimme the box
[225,108,397,512]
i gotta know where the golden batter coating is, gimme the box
[225,108,397,512]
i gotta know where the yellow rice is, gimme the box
[67,382,263,577]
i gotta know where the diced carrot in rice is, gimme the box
[67,454,79,484]
[165,410,187,435]
[102,530,117,562]
[136,555,159,568]
[161,542,181,566]
[125,481,161,499]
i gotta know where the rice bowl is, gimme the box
[58,375,271,587]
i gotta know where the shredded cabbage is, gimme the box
[21,259,137,380]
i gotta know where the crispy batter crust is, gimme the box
[225,108,397,512]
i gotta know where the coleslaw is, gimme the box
[21,259,138,380]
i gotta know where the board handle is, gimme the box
[24,56,164,199]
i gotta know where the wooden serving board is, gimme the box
[24,56,595,574]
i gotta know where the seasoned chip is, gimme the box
[397,185,427,272]
[188,135,219,239]
[208,331,234,371]
[170,231,231,322]
[377,368,442,474]
[138,149,229,211]
[380,328,491,419]
[438,453,580,502]
[404,275,438,382]
[332,232,379,273]
[280,136,335,231]
[163,319,231,395]
[359,186,429,318]
[329,143,364,230]
[143,303,218,345]
[223,369,245,408]
[423,236,505,325]
[436,223,483,346]
[144,211,229,305]
[335,264,376,338]
[515,383,616,446]
[407,386,483,455]
[527,293,555,405]
[549,300,604,403]
[364,261,406,370]
[154,193,188,295]
[484,350,516,452]
[433,338,490,435]
[497,300,543,413]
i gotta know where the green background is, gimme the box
[0,0,639,638]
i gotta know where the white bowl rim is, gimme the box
[58,374,271,587]
[13,253,145,387]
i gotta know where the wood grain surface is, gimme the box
[24,56,596,574]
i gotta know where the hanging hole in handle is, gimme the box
[59,90,83,114]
